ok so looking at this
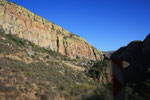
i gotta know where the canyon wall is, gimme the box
[0,0,104,60]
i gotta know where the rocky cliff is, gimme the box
[111,34,150,99]
[111,34,150,83]
[0,0,103,60]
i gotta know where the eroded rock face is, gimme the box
[111,41,143,64]
[110,33,150,83]
[110,34,150,99]
[0,0,104,60]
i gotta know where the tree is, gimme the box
[88,60,108,87]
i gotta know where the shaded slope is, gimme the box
[111,34,150,100]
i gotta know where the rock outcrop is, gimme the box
[110,34,150,99]
[0,0,103,60]
[111,34,150,83]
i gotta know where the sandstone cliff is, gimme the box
[0,0,103,60]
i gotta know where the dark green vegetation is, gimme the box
[86,59,113,99]
[125,83,150,100]
[125,75,150,100]
[0,28,113,100]
[88,60,108,77]
[87,60,109,83]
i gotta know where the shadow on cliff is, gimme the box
[110,33,150,100]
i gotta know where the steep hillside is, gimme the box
[0,0,103,60]
[0,28,101,100]
[111,34,150,100]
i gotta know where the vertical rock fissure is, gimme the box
[57,36,59,52]
[0,1,104,60]
[63,39,68,56]
[92,48,97,60]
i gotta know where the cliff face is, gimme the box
[111,34,150,83]
[0,0,103,60]
[110,34,150,99]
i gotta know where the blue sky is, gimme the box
[8,0,150,51]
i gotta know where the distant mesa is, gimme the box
[103,51,115,59]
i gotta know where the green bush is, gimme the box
[125,84,145,100]
[87,60,109,80]
[5,33,26,46]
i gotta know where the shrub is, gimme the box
[87,60,109,80]
[5,33,26,46]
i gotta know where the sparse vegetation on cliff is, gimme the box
[0,0,104,60]
[0,28,111,100]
